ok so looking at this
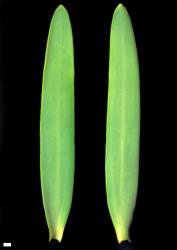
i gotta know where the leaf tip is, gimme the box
[54,4,68,17]
[115,3,125,11]
[114,3,128,17]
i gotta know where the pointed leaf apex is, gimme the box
[54,4,68,17]
[114,3,128,15]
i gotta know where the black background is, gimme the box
[0,0,177,249]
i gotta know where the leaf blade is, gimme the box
[40,5,74,242]
[106,3,140,243]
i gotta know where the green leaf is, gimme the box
[40,5,74,242]
[105,3,140,243]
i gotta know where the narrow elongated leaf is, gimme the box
[106,4,140,243]
[40,5,74,242]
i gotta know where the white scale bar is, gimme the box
[3,243,11,247]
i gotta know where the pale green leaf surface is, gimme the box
[40,5,74,242]
[106,4,140,243]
